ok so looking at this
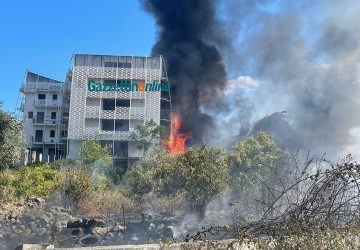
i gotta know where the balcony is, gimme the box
[35,99,61,108]
[130,107,145,119]
[20,82,64,93]
[85,106,144,119]
[31,136,58,144]
[32,116,60,125]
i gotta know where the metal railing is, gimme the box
[32,116,61,125]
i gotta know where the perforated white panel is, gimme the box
[68,55,164,158]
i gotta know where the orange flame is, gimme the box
[164,114,192,154]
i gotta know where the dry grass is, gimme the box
[78,189,139,217]
[144,192,187,217]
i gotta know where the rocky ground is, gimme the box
[0,198,176,249]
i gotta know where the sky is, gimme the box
[0,0,156,112]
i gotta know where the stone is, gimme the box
[18,224,26,230]
[162,226,174,239]
[113,224,125,233]
[34,197,45,204]
[68,227,83,237]
[157,223,165,230]
[22,228,32,236]
[21,213,35,223]
[13,228,22,234]
[35,227,47,236]
[51,223,62,233]
[37,215,50,227]
[91,227,108,235]
[105,232,114,240]
[29,222,37,232]
[8,232,15,239]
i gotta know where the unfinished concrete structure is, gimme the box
[19,71,69,164]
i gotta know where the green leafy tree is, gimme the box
[129,119,164,158]
[228,132,284,204]
[0,108,26,169]
[150,145,229,218]
[78,140,112,168]
[123,166,154,201]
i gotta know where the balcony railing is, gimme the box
[32,116,60,125]
[35,99,61,108]
[31,136,58,144]
[85,106,144,119]
[20,82,63,93]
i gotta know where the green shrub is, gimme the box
[12,163,59,198]
[49,158,81,170]
[59,167,93,203]
[123,167,154,200]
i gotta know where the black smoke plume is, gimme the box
[142,0,227,142]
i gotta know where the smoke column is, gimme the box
[143,0,360,159]
[142,0,227,143]
[219,0,360,158]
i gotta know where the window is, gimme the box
[115,120,129,131]
[104,62,117,68]
[118,62,132,68]
[38,94,46,100]
[61,130,67,138]
[51,112,56,119]
[35,130,43,142]
[52,94,57,100]
[116,99,130,107]
[50,130,55,138]
[28,111,33,119]
[100,140,113,151]
[114,141,128,159]
[36,112,44,123]
[101,119,114,131]
[102,99,115,110]
[48,148,55,155]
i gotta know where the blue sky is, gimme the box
[0,0,156,112]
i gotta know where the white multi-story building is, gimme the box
[19,54,171,169]
[20,71,69,164]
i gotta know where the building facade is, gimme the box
[20,71,69,164]
[19,54,171,169]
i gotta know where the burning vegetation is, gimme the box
[163,114,192,154]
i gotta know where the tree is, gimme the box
[0,108,26,170]
[78,140,112,168]
[228,132,284,207]
[123,166,154,201]
[150,144,229,219]
[129,119,164,159]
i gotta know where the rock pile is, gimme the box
[0,197,73,244]
[0,198,176,248]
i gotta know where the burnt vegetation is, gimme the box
[181,156,360,249]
